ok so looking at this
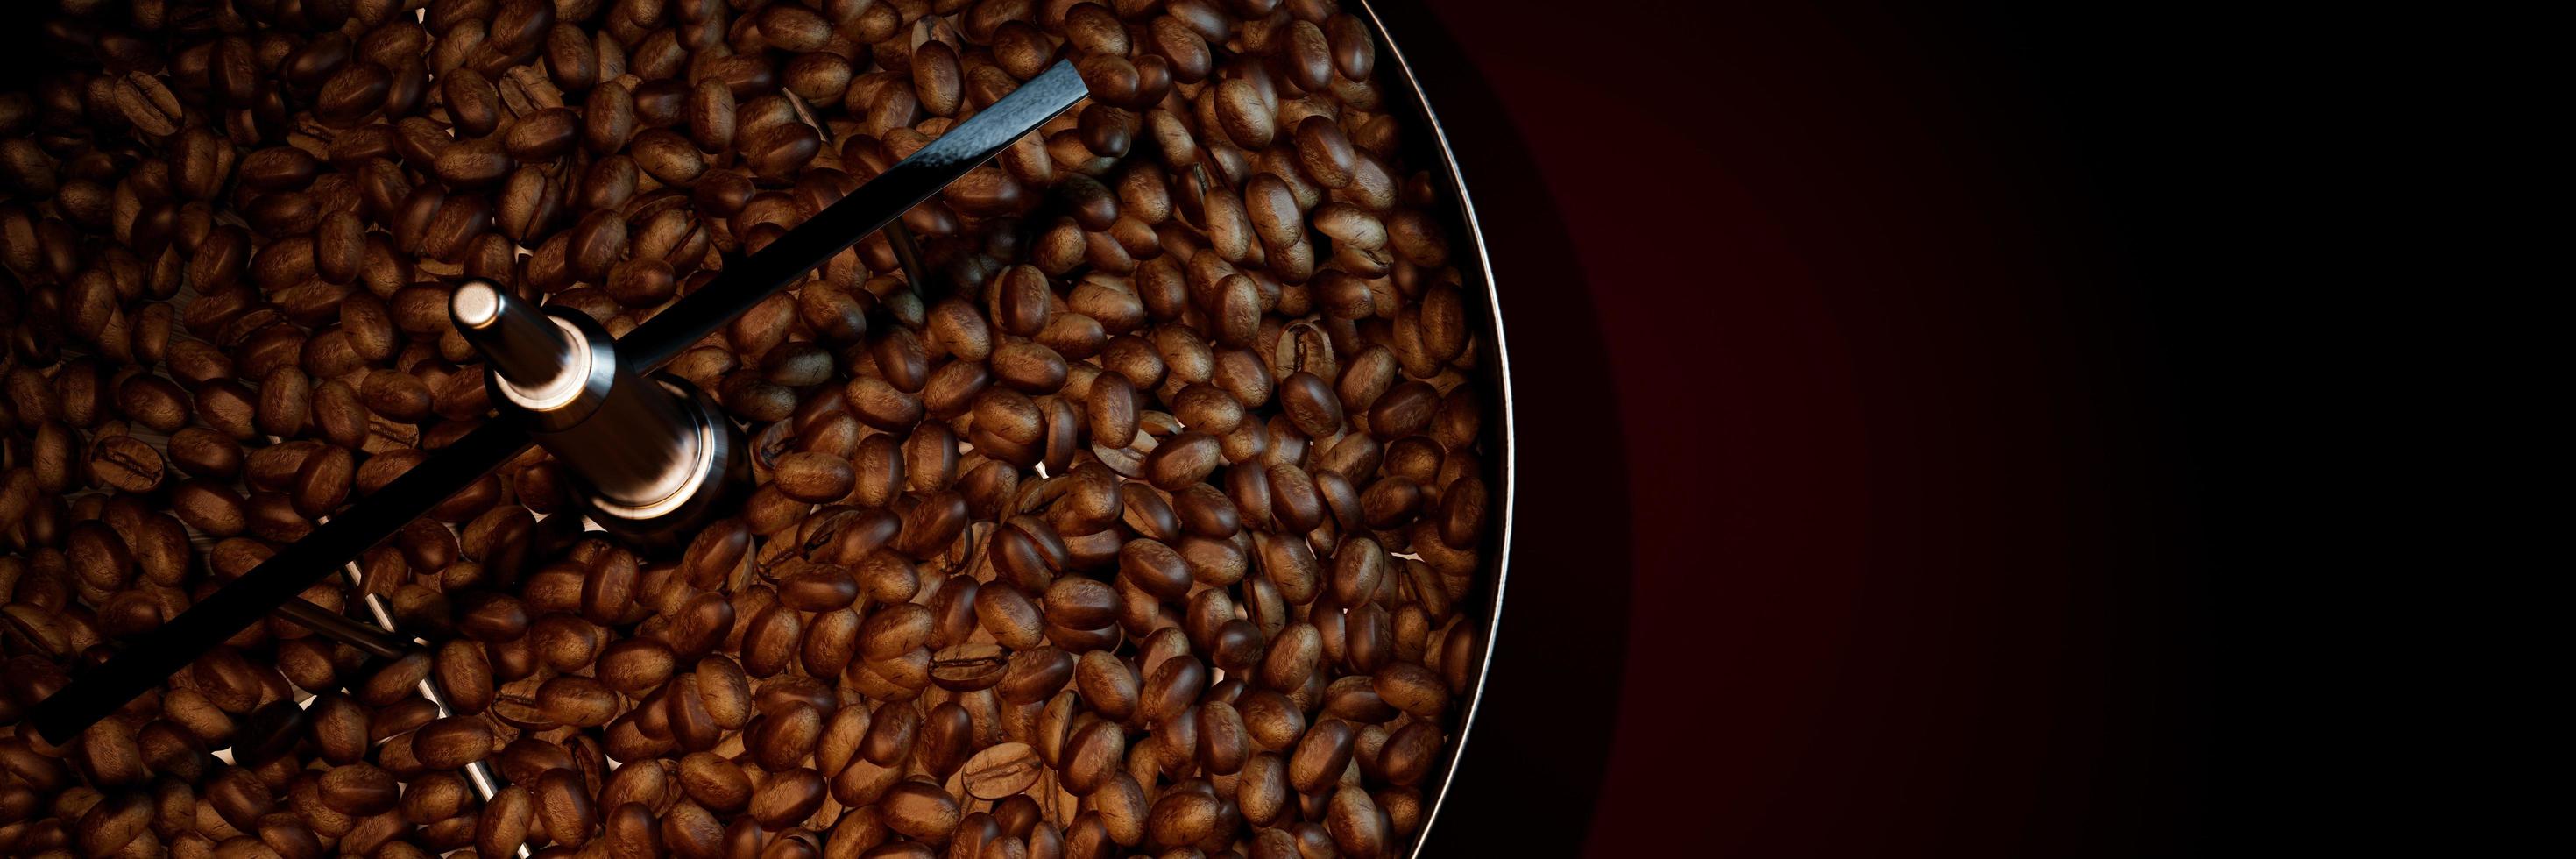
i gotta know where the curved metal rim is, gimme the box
[1345,3,1520,855]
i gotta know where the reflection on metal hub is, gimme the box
[450,279,746,549]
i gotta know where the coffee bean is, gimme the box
[771,451,854,502]
[1144,431,1222,490]
[1146,787,1222,848]
[318,763,399,816]
[432,638,495,717]
[597,635,676,693]
[1092,771,1150,847]
[408,716,492,771]
[632,128,706,186]
[605,257,676,308]
[506,106,580,162]
[438,67,501,138]
[476,784,534,859]
[85,434,166,493]
[912,638,994,691]
[290,444,354,518]
[169,478,246,536]
[1326,784,1391,856]
[113,71,183,138]
[676,751,750,813]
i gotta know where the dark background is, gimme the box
[1384,1,2308,855]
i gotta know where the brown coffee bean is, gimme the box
[435,638,496,715]
[607,257,677,308]
[678,751,752,813]
[313,60,394,127]
[662,800,725,858]
[741,603,803,678]
[1041,577,1117,630]
[1238,751,1293,827]
[1091,771,1150,847]
[598,637,676,693]
[990,339,1069,394]
[1144,431,1222,490]
[170,479,247,536]
[535,768,598,848]
[506,106,580,161]
[991,265,1053,337]
[568,208,629,280]
[85,434,166,493]
[413,716,493,770]
[752,701,824,772]
[1197,699,1252,776]
[696,656,755,729]
[880,781,960,841]
[681,517,753,587]
[1117,538,1192,600]
[1061,718,1127,797]
[854,601,931,663]
[1142,656,1208,724]
[607,801,662,859]
[477,784,534,859]
[289,444,353,518]
[1323,784,1389,856]
[747,766,825,828]
[442,68,503,137]
[633,128,707,186]
[777,564,858,611]
[687,79,736,153]
[317,763,398,816]
[935,740,1035,803]
[1147,788,1221,849]
[843,376,924,431]
[114,71,184,137]
[1289,718,1357,795]
[117,373,188,433]
[301,691,368,763]
[771,451,854,502]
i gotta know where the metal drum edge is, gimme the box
[1345,3,1521,855]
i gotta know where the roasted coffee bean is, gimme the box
[85,434,166,493]
[1145,431,1223,490]
[413,717,493,770]
[772,451,854,502]
[606,257,677,307]
[317,763,399,816]
[169,479,248,536]
[478,784,534,859]
[632,128,706,186]
[880,781,961,841]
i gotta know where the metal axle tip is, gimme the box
[449,280,587,408]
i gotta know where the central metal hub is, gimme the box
[450,280,746,549]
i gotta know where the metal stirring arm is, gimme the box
[25,60,1090,746]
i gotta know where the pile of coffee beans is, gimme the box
[0,1,1494,857]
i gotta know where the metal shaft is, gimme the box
[449,279,734,541]
[272,599,410,660]
[451,281,580,398]
[783,89,935,294]
[318,515,527,857]
[332,565,518,822]
[24,60,1089,746]
[271,490,533,856]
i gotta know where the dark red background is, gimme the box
[1383,2,2234,855]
